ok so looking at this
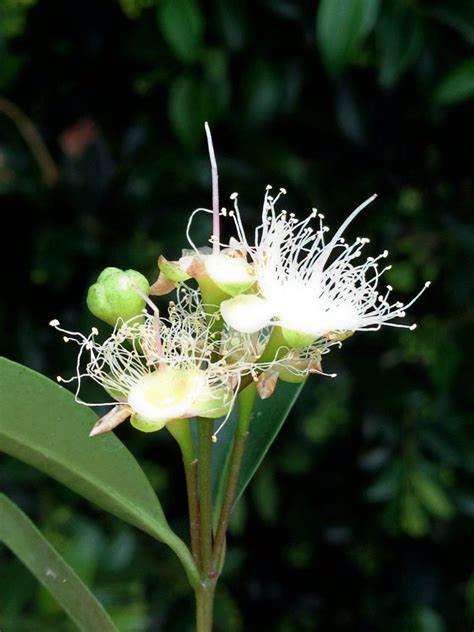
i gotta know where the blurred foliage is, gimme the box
[0,0,473,630]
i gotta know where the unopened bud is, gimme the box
[86,267,150,327]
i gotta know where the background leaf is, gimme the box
[157,0,204,64]
[433,58,474,105]
[0,358,198,585]
[0,494,118,632]
[316,0,380,74]
[376,3,423,89]
[168,75,215,149]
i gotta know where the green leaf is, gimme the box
[411,471,454,519]
[212,381,304,522]
[0,494,117,632]
[376,4,423,89]
[433,58,474,106]
[0,358,199,587]
[316,0,380,74]
[157,0,204,64]
[168,75,214,149]
[400,491,428,537]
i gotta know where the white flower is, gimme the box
[50,289,253,436]
[221,187,430,344]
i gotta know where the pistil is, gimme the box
[204,122,220,255]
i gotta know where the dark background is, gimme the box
[1,0,473,630]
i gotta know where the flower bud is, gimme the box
[86,267,150,327]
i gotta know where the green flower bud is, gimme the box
[87,267,150,327]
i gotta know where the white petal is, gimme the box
[128,369,205,422]
[221,294,273,333]
[204,254,255,296]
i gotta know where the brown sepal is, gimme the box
[89,404,132,437]
[256,369,279,400]
[149,272,177,296]
[185,256,207,279]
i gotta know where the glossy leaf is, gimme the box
[433,58,474,106]
[316,0,380,74]
[157,0,204,64]
[0,358,199,587]
[212,381,304,521]
[0,494,117,632]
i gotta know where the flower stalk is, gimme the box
[211,384,256,573]
[197,417,214,576]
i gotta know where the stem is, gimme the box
[211,385,257,571]
[185,459,201,570]
[197,417,214,575]
[167,419,201,570]
[204,121,220,255]
[195,584,216,632]
[0,96,59,187]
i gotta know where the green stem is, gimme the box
[211,385,257,572]
[197,417,214,576]
[185,458,201,570]
[195,583,216,632]
[167,419,201,570]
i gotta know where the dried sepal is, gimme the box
[89,404,132,437]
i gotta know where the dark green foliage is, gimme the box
[0,0,473,629]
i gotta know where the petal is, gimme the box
[221,294,273,333]
[204,254,255,296]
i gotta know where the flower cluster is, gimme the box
[52,124,429,438]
